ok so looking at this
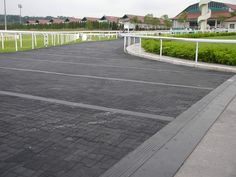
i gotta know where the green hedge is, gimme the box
[142,35,236,66]
[173,32,236,38]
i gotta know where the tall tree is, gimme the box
[178,12,188,28]
[217,15,227,28]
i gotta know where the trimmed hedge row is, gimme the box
[142,35,236,66]
[173,32,236,38]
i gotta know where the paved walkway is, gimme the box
[0,40,234,177]
[175,95,236,177]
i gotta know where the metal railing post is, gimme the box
[53,34,56,46]
[14,34,18,52]
[1,33,4,50]
[34,34,37,47]
[51,34,54,45]
[124,36,127,52]
[57,34,60,44]
[195,42,199,63]
[19,33,23,48]
[160,39,163,58]
[32,33,34,49]
[128,36,131,46]
[139,37,142,54]
[43,34,46,47]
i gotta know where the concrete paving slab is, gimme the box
[174,95,236,177]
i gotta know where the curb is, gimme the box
[126,44,236,73]
[101,75,236,177]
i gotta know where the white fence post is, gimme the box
[14,34,18,52]
[133,37,136,44]
[43,34,46,47]
[124,36,127,52]
[34,34,37,47]
[54,34,56,46]
[51,34,54,45]
[195,42,199,63]
[1,33,4,50]
[160,39,163,58]
[19,33,23,48]
[139,37,142,54]
[57,34,60,44]
[44,34,48,47]
[32,33,35,49]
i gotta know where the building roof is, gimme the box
[173,1,236,20]
[26,20,36,24]
[226,16,236,22]
[121,14,145,23]
[81,17,99,22]
[159,18,165,25]
[225,3,236,10]
[65,17,81,23]
[100,16,120,23]
[50,18,64,24]
[173,11,232,20]
[35,19,49,24]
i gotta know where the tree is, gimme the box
[144,14,160,29]
[217,15,227,28]
[144,14,154,25]
[130,16,141,24]
[161,14,172,29]
[231,11,236,17]
[178,12,188,28]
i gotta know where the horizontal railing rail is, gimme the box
[122,34,236,63]
[0,30,120,52]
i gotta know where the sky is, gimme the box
[1,0,236,18]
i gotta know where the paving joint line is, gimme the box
[0,66,214,90]
[0,90,174,122]
[0,57,231,77]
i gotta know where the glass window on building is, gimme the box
[230,24,235,29]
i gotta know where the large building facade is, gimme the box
[172,1,236,30]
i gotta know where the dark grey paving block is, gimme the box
[0,40,233,177]
[0,69,213,117]
[0,96,167,177]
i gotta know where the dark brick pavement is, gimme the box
[0,40,233,177]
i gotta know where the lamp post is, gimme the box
[18,4,23,24]
[4,0,7,30]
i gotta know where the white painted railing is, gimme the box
[122,34,236,63]
[0,30,120,52]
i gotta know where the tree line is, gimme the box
[0,14,172,30]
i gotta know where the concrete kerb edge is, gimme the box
[100,74,236,177]
[126,44,236,73]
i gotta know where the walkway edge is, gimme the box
[100,75,236,177]
[126,44,236,73]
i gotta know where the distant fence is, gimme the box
[0,30,120,52]
[122,34,236,63]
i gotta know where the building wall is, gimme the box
[224,22,236,29]
[173,20,190,29]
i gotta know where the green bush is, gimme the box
[142,37,236,66]
[174,32,236,38]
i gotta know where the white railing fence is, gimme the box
[122,34,236,63]
[0,30,120,52]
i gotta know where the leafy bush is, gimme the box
[174,32,236,38]
[142,37,236,66]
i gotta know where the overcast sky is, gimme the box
[1,0,236,18]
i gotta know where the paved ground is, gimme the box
[175,94,236,177]
[0,40,233,177]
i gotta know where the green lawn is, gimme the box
[0,34,116,53]
[142,35,236,66]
